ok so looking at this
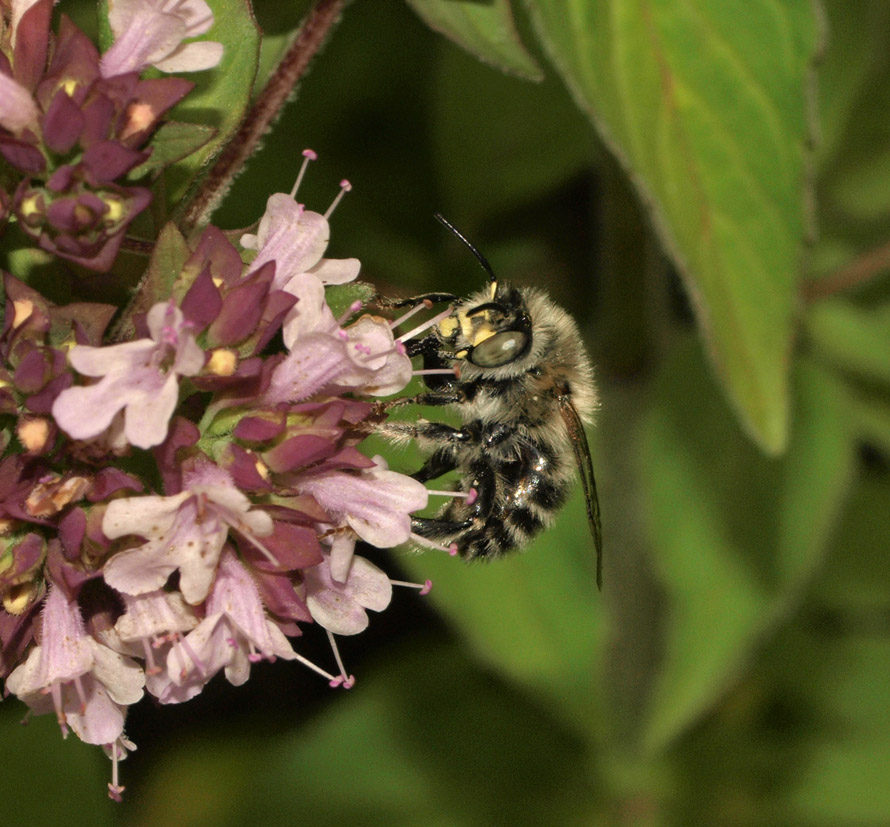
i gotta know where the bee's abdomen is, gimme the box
[447,439,571,560]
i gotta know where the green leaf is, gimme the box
[398,471,604,737]
[407,0,543,80]
[131,638,597,824]
[810,472,890,611]
[113,222,190,341]
[788,636,890,822]
[325,280,378,320]
[525,0,820,453]
[129,122,217,180]
[640,338,853,754]
[0,708,109,822]
[162,0,261,208]
[806,299,890,387]
[430,22,599,229]
[808,3,890,283]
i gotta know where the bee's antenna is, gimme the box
[434,213,497,286]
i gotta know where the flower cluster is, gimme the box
[0,0,217,270]
[0,4,449,802]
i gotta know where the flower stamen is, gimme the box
[108,741,124,802]
[397,306,454,344]
[325,630,355,688]
[290,148,317,198]
[324,180,352,220]
[336,300,364,327]
[409,532,459,556]
[426,487,478,505]
[389,578,433,596]
[389,300,433,330]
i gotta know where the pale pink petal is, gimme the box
[305,554,392,635]
[307,257,361,285]
[63,683,128,745]
[115,591,198,641]
[103,493,188,539]
[67,340,155,377]
[154,39,223,72]
[0,72,40,134]
[102,0,221,77]
[267,333,351,404]
[298,459,428,548]
[328,533,357,583]
[281,273,337,348]
[345,556,394,613]
[90,642,146,706]
[247,197,329,290]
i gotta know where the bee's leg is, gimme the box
[374,292,458,310]
[412,448,459,483]
[411,515,473,539]
[373,419,477,447]
[409,462,495,551]
[402,331,446,359]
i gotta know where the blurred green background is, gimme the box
[4,1,890,824]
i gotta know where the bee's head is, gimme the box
[442,281,533,370]
[432,214,537,372]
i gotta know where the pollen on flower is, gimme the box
[17,418,50,453]
[206,349,237,376]
[3,583,39,614]
[12,299,34,328]
[121,102,157,141]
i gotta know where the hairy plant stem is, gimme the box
[112,0,346,343]
[177,0,347,233]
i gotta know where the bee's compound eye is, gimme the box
[469,331,529,367]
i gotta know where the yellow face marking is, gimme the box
[458,309,499,348]
[438,316,459,338]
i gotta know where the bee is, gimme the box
[384,215,603,587]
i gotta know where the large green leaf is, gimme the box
[430,19,599,230]
[807,2,890,284]
[640,338,853,754]
[162,0,261,209]
[0,708,109,822]
[397,485,604,737]
[130,638,597,825]
[525,1,819,453]
[407,0,543,80]
[806,298,890,388]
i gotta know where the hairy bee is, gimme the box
[387,215,603,587]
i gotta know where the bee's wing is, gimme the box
[558,394,603,589]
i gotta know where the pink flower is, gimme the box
[297,456,428,561]
[304,553,392,635]
[101,0,223,77]
[52,302,204,449]
[266,276,412,403]
[102,463,274,605]
[5,585,145,745]
[113,590,198,696]
[241,193,360,292]
[160,548,297,702]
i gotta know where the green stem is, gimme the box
[802,240,890,301]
